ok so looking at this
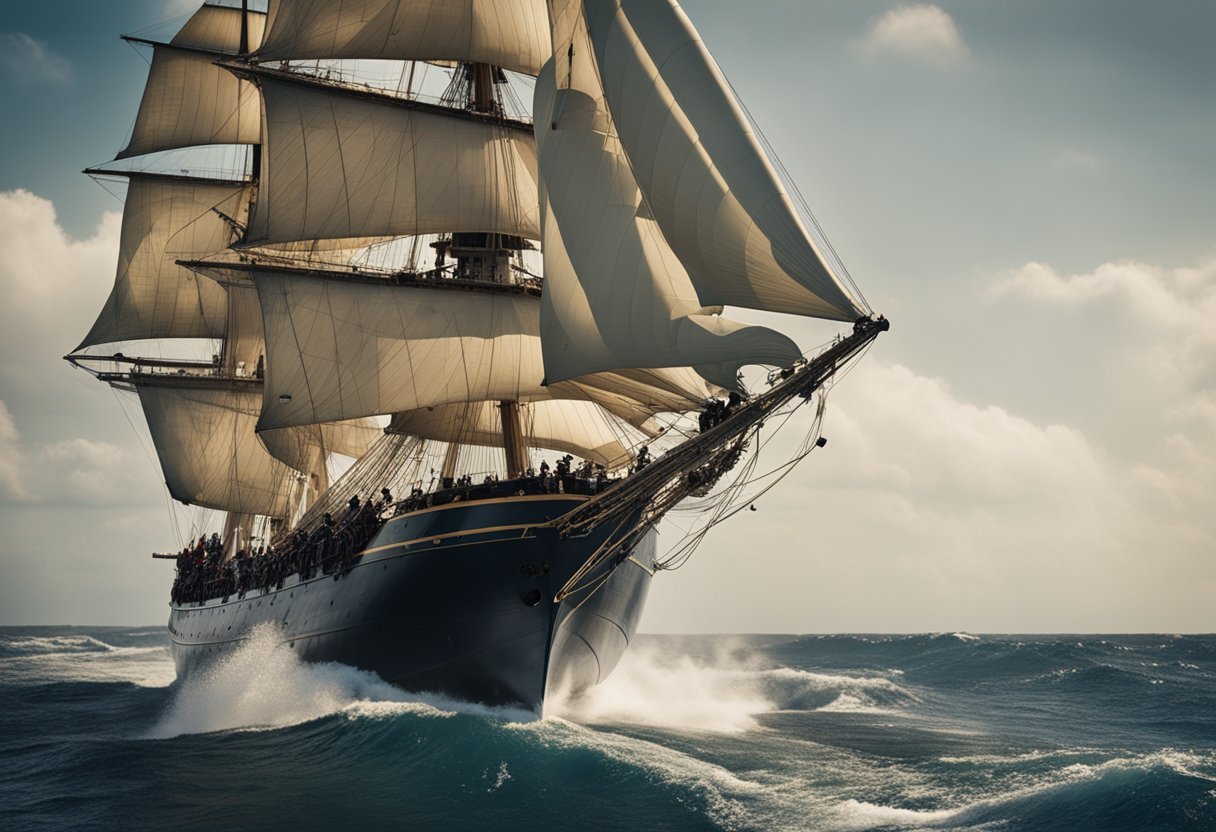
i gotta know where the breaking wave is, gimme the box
[551,641,915,731]
[2,629,1214,831]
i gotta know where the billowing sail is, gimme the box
[248,268,704,430]
[78,174,249,348]
[255,271,543,429]
[116,5,264,159]
[244,73,540,246]
[259,418,382,474]
[388,399,649,467]
[136,380,298,517]
[571,366,717,416]
[258,0,551,76]
[535,51,801,388]
[582,0,864,321]
[171,3,267,53]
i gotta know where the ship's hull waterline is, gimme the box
[167,495,654,710]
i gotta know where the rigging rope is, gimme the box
[548,317,886,600]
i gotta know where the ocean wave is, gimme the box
[0,633,174,688]
[511,718,764,829]
[1,635,121,655]
[551,643,916,732]
[147,625,538,739]
[833,749,1216,831]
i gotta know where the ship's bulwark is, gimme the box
[168,495,655,710]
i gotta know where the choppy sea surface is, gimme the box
[0,628,1213,831]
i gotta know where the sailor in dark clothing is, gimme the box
[724,391,742,419]
[313,512,336,573]
[636,445,651,469]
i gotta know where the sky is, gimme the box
[0,0,1213,631]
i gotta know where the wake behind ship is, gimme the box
[67,0,886,710]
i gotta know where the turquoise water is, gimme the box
[1,627,1213,830]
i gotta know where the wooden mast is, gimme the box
[239,0,262,203]
[238,0,249,55]
[498,401,528,479]
[467,61,529,477]
[440,442,460,485]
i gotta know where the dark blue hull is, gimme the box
[168,495,654,711]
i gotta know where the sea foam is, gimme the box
[551,639,914,731]
[146,625,536,738]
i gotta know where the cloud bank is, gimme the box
[0,190,153,507]
[650,252,1216,633]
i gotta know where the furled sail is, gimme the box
[77,174,249,349]
[581,0,864,321]
[136,380,298,517]
[247,268,703,430]
[388,399,649,468]
[116,5,264,159]
[535,49,801,388]
[243,72,540,247]
[258,0,551,76]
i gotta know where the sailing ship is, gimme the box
[67,0,887,710]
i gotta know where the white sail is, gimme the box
[255,270,543,429]
[582,0,863,321]
[172,3,266,53]
[259,418,382,472]
[116,6,264,159]
[568,367,716,414]
[258,417,379,514]
[244,75,540,246]
[137,380,298,517]
[388,399,649,468]
[222,283,266,377]
[78,174,249,348]
[535,51,802,388]
[250,268,702,430]
[258,0,551,76]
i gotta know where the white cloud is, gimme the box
[646,252,1216,632]
[991,259,1216,388]
[854,4,969,68]
[0,189,120,391]
[991,259,1213,322]
[0,33,74,86]
[0,398,149,506]
[650,356,1216,633]
[0,191,154,508]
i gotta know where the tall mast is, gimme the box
[471,62,495,112]
[238,0,249,56]
[239,0,262,213]
[439,442,460,485]
[460,60,530,475]
[498,401,528,479]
